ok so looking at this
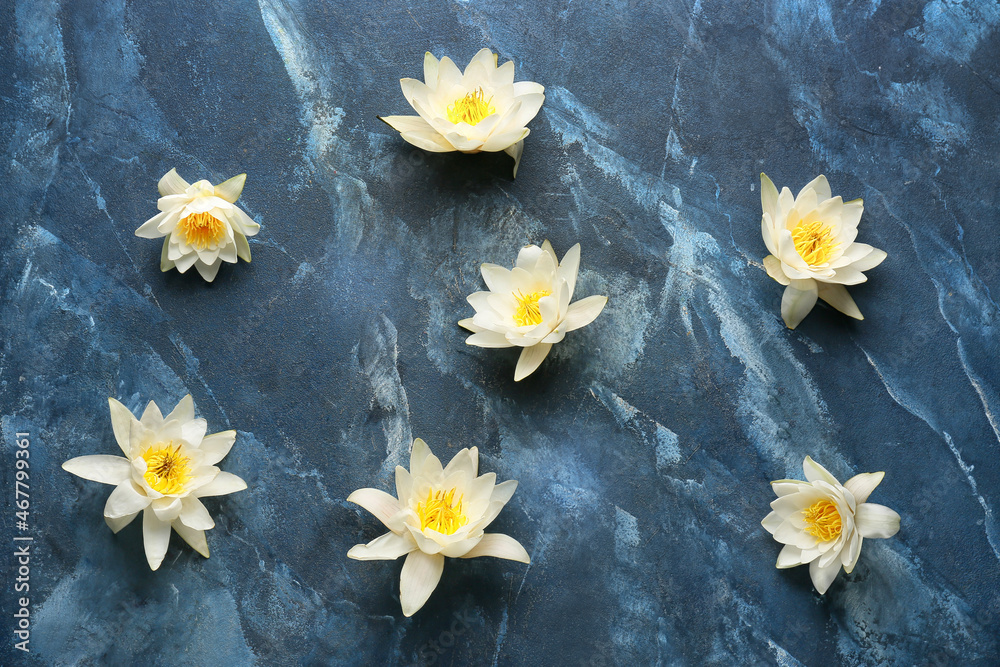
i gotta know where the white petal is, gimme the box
[164,395,195,424]
[855,503,900,539]
[802,456,841,486]
[234,233,251,262]
[466,330,514,348]
[193,471,247,497]
[178,496,215,530]
[172,520,209,558]
[380,114,434,134]
[158,168,190,196]
[770,480,803,497]
[63,455,131,485]
[761,511,783,534]
[504,140,524,178]
[194,259,222,282]
[157,193,193,212]
[514,343,552,381]
[513,81,544,96]
[423,51,440,86]
[214,173,246,203]
[498,93,543,134]
[395,466,413,504]
[817,283,863,320]
[174,251,198,272]
[347,531,415,561]
[481,263,513,293]
[761,214,778,256]
[850,247,887,272]
[142,508,171,570]
[347,488,402,529]
[481,127,529,153]
[763,254,790,286]
[842,532,863,573]
[557,243,581,299]
[399,550,445,617]
[104,481,151,518]
[828,266,868,285]
[843,472,884,505]
[219,241,238,264]
[808,557,841,594]
[160,237,176,272]
[106,512,139,534]
[409,438,433,477]
[797,175,831,204]
[435,55,462,91]
[140,400,164,427]
[459,533,530,563]
[108,398,139,455]
[776,543,807,568]
[780,279,818,329]
[152,496,183,522]
[230,206,260,237]
[561,295,608,332]
[760,173,780,222]
[181,418,208,446]
[135,211,170,239]
[400,127,456,153]
[199,430,236,465]
[443,447,478,479]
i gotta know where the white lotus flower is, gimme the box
[459,241,608,381]
[62,396,247,570]
[761,456,900,594]
[135,168,260,282]
[379,49,545,177]
[347,438,529,616]
[760,173,887,329]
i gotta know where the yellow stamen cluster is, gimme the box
[447,88,495,126]
[417,488,468,535]
[802,500,842,542]
[178,211,226,250]
[513,290,550,327]
[142,442,192,495]
[792,220,839,266]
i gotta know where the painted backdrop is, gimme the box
[2,0,999,665]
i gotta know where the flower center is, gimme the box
[792,220,839,265]
[178,211,226,250]
[512,290,550,327]
[142,442,192,495]
[447,88,495,125]
[417,487,468,535]
[802,500,842,542]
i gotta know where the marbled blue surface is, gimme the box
[2,0,999,664]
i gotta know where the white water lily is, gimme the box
[135,168,260,282]
[379,49,545,177]
[347,438,529,616]
[459,241,607,381]
[761,456,900,594]
[62,396,247,570]
[760,173,887,329]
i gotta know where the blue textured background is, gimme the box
[2,0,999,664]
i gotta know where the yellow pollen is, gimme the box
[417,487,468,535]
[513,290,550,327]
[791,220,839,265]
[802,500,842,542]
[446,88,495,125]
[178,211,226,250]
[141,442,192,495]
